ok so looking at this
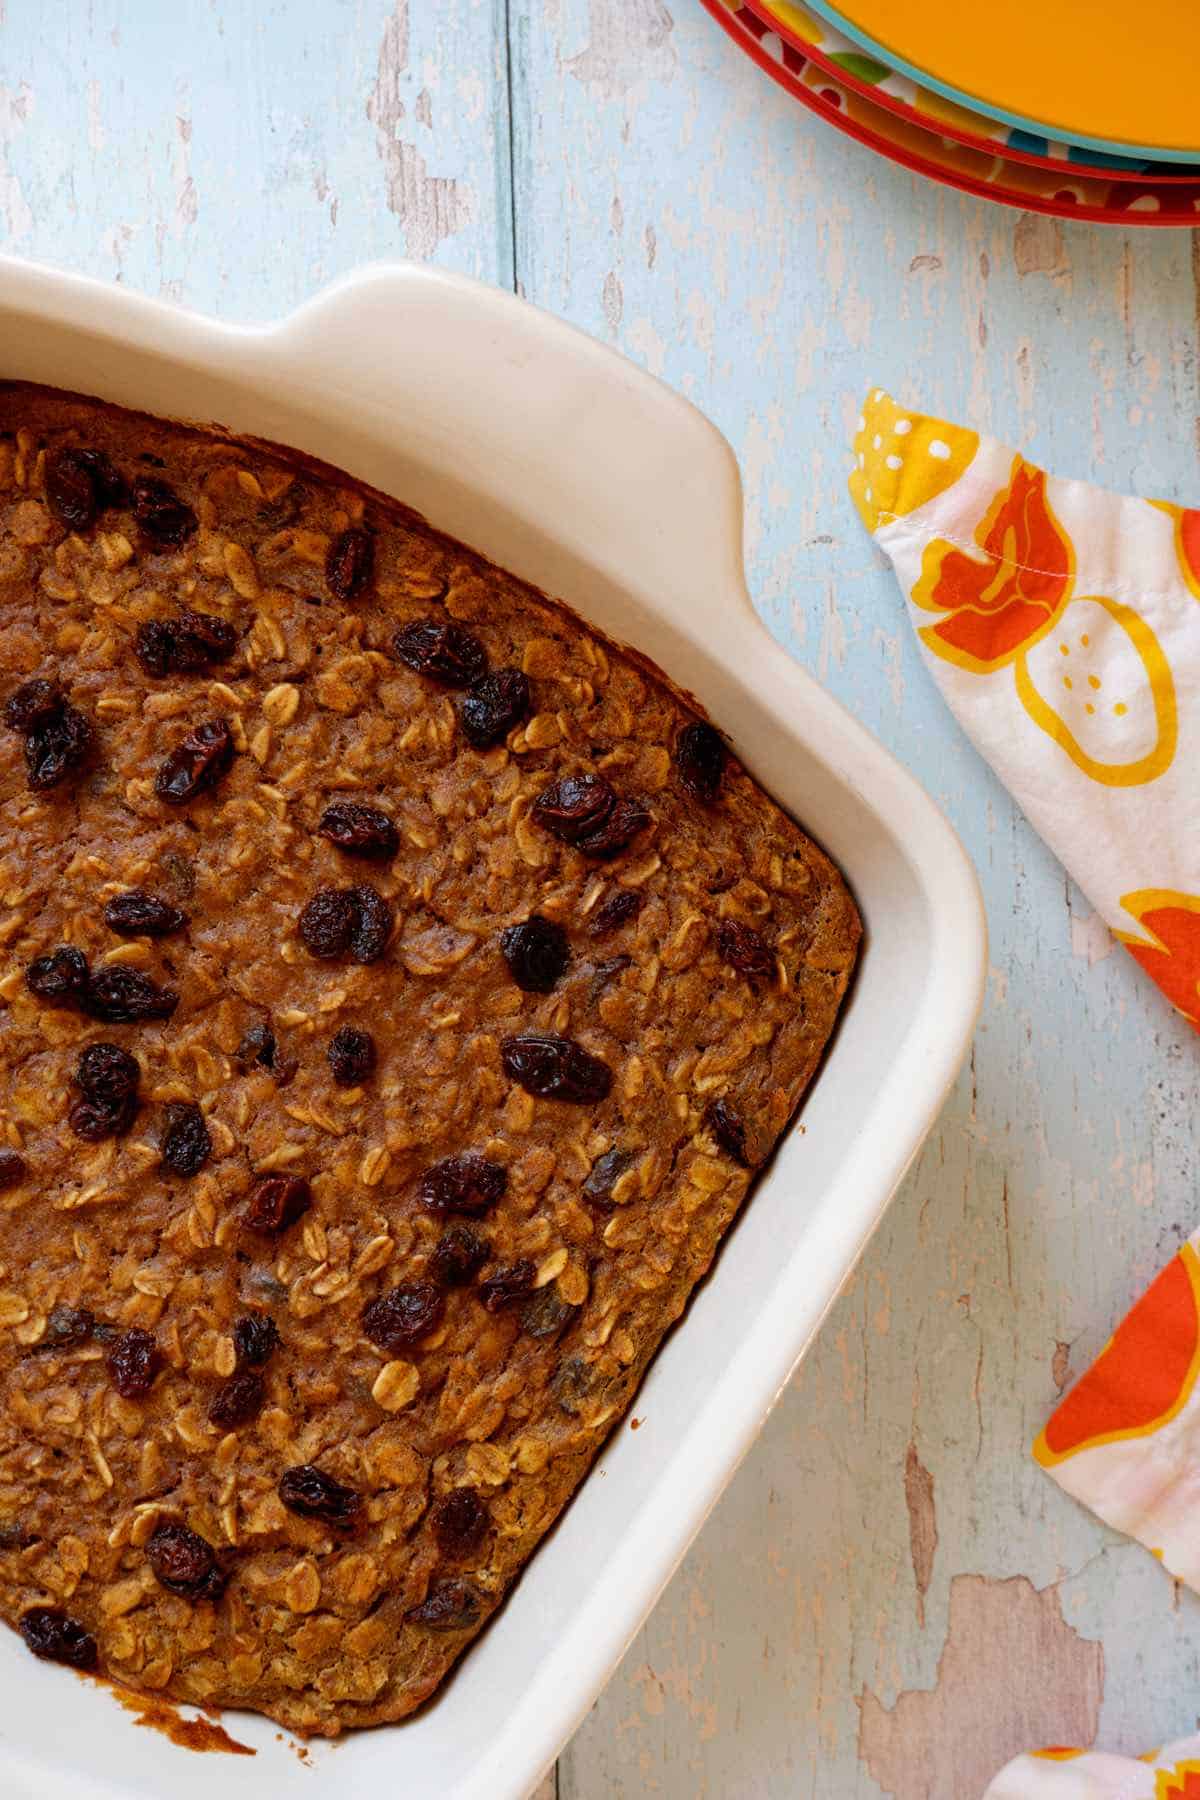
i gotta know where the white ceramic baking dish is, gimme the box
[0,257,985,1800]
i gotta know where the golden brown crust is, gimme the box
[0,383,860,1735]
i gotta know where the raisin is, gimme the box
[146,1521,227,1601]
[135,611,236,678]
[551,1354,595,1415]
[69,1041,140,1140]
[348,884,392,963]
[24,945,89,1004]
[6,681,94,792]
[318,800,399,861]
[68,1096,123,1142]
[107,1327,161,1399]
[477,1260,535,1312]
[245,1174,311,1233]
[327,1025,376,1086]
[361,1282,444,1353]
[528,770,651,859]
[531,772,615,844]
[75,1042,140,1108]
[208,1368,266,1430]
[45,446,126,530]
[70,447,128,509]
[132,475,197,546]
[587,796,654,858]
[715,919,775,981]
[393,619,487,687]
[159,1102,211,1177]
[428,1224,490,1287]
[233,1313,280,1368]
[582,1146,634,1208]
[5,678,62,732]
[133,620,177,679]
[500,915,570,994]
[500,1033,612,1104]
[298,886,355,958]
[407,1578,481,1632]
[706,1097,751,1166]
[235,1022,276,1069]
[429,1488,489,1557]
[418,1153,507,1218]
[326,526,375,601]
[103,889,187,938]
[81,966,179,1023]
[278,1464,362,1529]
[588,889,644,937]
[298,884,391,963]
[459,668,530,749]
[19,1607,98,1670]
[154,717,234,805]
[0,1148,27,1191]
[45,448,99,530]
[521,1287,579,1341]
[41,1304,96,1350]
[27,704,92,792]
[169,610,237,671]
[676,721,726,802]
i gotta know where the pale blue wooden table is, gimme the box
[3,5,1197,1796]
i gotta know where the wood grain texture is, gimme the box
[3,4,1200,1797]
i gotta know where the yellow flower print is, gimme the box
[1016,594,1177,789]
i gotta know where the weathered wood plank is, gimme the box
[0,0,512,310]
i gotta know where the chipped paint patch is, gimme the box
[367,0,470,259]
[904,1444,937,1628]
[566,0,676,102]
[858,1575,1104,1800]
[1013,213,1069,281]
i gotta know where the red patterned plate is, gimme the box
[699,0,1200,227]
[743,0,1200,182]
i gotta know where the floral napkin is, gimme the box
[849,391,1200,1792]
[850,388,1199,1030]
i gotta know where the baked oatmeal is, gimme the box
[0,382,860,1734]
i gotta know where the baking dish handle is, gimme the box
[266,263,754,634]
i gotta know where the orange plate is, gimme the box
[804,0,1200,157]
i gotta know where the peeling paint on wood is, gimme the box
[3,4,1199,1796]
[367,0,472,260]
[904,1445,938,1631]
[566,0,677,100]
[858,1575,1105,1800]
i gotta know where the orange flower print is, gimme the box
[1034,1242,1200,1467]
[1117,891,1200,1029]
[1160,1763,1200,1799]
[1151,499,1200,603]
[1179,510,1200,600]
[912,458,1073,672]
[915,457,1177,787]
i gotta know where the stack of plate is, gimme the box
[701,0,1200,225]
